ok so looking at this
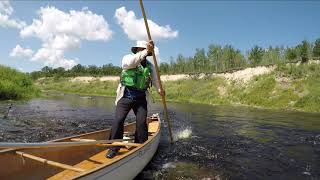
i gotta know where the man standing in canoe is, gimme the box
[106,40,164,158]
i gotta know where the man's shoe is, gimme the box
[106,149,118,159]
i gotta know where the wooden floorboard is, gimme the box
[47,148,131,180]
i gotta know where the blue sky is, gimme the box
[0,1,319,72]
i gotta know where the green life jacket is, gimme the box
[121,62,152,90]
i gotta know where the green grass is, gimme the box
[276,63,320,112]
[230,74,301,110]
[0,65,39,100]
[36,63,320,112]
[37,77,118,97]
[157,63,320,112]
[158,77,229,105]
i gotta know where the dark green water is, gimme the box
[0,93,319,180]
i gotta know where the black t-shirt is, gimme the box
[123,86,146,100]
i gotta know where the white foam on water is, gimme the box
[175,127,192,141]
[162,162,176,169]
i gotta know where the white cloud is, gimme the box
[20,7,112,41]
[10,45,34,58]
[19,6,113,69]
[44,35,80,50]
[0,14,26,29]
[154,46,159,57]
[32,47,77,70]
[115,7,178,41]
[0,1,26,29]
[153,45,161,63]
[0,1,13,15]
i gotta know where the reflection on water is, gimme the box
[0,94,319,179]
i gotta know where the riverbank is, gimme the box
[0,65,39,100]
[36,63,320,112]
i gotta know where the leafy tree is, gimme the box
[53,67,65,78]
[285,47,298,62]
[248,46,264,65]
[262,46,283,65]
[176,54,185,73]
[207,45,222,72]
[160,62,169,74]
[298,40,311,63]
[313,38,320,58]
[71,64,85,76]
[41,66,53,77]
[194,48,207,72]
[87,65,99,76]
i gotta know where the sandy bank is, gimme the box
[213,66,275,83]
[70,76,120,82]
[69,65,275,83]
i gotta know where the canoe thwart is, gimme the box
[97,142,140,148]
[0,139,134,149]
[15,151,85,172]
[109,142,140,147]
[70,138,97,142]
[69,139,140,147]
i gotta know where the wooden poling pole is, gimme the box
[139,0,174,143]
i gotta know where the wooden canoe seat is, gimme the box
[148,120,158,133]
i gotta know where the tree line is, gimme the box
[30,38,320,79]
[30,63,122,79]
[160,38,320,74]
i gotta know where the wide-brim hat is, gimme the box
[131,41,152,55]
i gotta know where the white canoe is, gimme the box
[0,114,161,180]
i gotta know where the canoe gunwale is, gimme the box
[72,115,161,179]
[0,119,145,154]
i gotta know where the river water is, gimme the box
[0,93,319,180]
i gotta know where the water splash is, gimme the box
[175,127,192,141]
[162,162,176,169]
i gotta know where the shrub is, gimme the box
[0,65,39,100]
